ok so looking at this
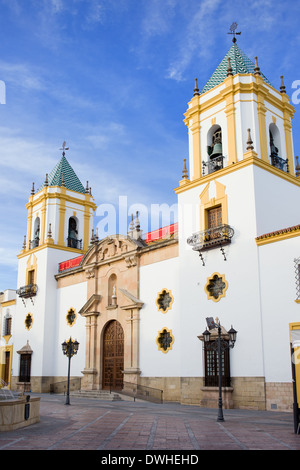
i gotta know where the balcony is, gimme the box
[187,224,234,253]
[16,284,38,299]
[202,155,224,175]
[271,155,289,173]
[67,237,82,250]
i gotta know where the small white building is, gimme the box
[1,40,300,412]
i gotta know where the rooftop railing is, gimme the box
[271,155,289,173]
[202,155,224,175]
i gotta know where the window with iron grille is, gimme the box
[204,342,231,387]
[295,257,300,300]
[19,354,31,383]
[3,314,12,336]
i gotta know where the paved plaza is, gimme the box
[0,393,299,454]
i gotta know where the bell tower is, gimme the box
[21,143,96,255]
[175,28,300,403]
[183,37,296,182]
[12,144,97,392]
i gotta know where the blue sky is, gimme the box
[0,0,300,290]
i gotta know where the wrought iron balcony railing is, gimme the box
[29,238,39,249]
[16,284,38,298]
[271,155,289,173]
[67,237,82,250]
[187,224,234,253]
[202,155,224,175]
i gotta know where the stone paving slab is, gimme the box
[0,393,299,455]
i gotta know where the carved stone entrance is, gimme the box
[103,320,124,390]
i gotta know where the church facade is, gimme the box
[1,41,300,412]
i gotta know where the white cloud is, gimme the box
[0,61,46,92]
[141,0,178,38]
[166,0,222,81]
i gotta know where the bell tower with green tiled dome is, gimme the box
[182,36,296,183]
[14,145,96,391]
[21,143,97,256]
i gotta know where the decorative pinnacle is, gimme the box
[254,57,261,76]
[246,128,254,150]
[227,57,233,76]
[47,223,52,238]
[85,181,89,193]
[193,78,200,96]
[280,75,286,94]
[44,173,49,186]
[296,156,300,177]
[182,158,188,179]
[31,182,35,195]
[90,228,95,244]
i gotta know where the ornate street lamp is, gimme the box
[61,337,79,405]
[203,317,237,422]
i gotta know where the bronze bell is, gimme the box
[210,142,223,158]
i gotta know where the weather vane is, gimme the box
[60,141,69,157]
[228,22,241,43]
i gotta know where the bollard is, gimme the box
[24,395,30,420]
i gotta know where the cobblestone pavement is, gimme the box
[0,393,299,455]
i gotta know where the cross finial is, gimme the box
[60,141,69,157]
[228,22,241,43]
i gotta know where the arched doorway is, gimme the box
[102,320,124,390]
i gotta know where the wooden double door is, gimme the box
[102,320,124,390]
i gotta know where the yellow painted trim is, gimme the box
[190,77,295,118]
[223,76,237,164]
[199,181,228,232]
[283,104,295,175]
[26,254,37,286]
[295,300,300,304]
[156,288,174,313]
[3,335,11,345]
[289,322,300,406]
[28,188,97,212]
[204,272,228,302]
[0,344,13,388]
[39,191,47,245]
[22,186,96,255]
[1,299,16,307]
[18,242,84,259]
[257,101,269,163]
[175,155,300,195]
[58,192,66,246]
[185,95,202,180]
[256,229,300,246]
[156,327,175,354]
[26,202,33,250]
[83,198,91,252]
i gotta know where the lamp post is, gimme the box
[202,317,237,422]
[61,337,79,405]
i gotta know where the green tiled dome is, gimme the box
[201,43,272,95]
[39,155,86,194]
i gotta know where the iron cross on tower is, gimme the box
[60,141,69,157]
[228,22,241,43]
